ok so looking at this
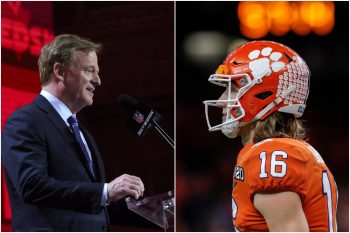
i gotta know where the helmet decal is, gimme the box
[247,47,286,80]
[278,58,310,105]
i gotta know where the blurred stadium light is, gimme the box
[238,1,335,38]
[184,31,230,66]
[184,32,250,67]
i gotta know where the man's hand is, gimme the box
[107,174,145,202]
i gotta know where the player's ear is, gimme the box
[53,63,65,81]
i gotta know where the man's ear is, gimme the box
[53,63,65,81]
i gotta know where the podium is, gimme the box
[125,191,174,231]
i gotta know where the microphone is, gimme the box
[117,94,174,149]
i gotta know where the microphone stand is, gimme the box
[152,120,174,149]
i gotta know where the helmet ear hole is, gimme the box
[255,91,273,100]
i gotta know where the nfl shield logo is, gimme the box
[132,111,144,123]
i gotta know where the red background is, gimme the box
[1,2,54,231]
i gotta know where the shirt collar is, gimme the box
[40,90,75,127]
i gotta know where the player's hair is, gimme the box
[38,34,102,86]
[254,112,307,143]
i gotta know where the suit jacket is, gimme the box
[2,95,110,231]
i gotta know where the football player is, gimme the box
[203,41,337,231]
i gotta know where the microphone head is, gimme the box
[117,94,161,137]
[117,94,139,112]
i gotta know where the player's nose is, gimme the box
[217,91,228,108]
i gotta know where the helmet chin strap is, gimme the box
[221,85,296,138]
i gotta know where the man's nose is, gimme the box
[92,73,101,86]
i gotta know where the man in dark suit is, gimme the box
[2,34,145,231]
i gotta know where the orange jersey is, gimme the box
[232,138,337,231]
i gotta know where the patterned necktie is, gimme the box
[67,115,94,176]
